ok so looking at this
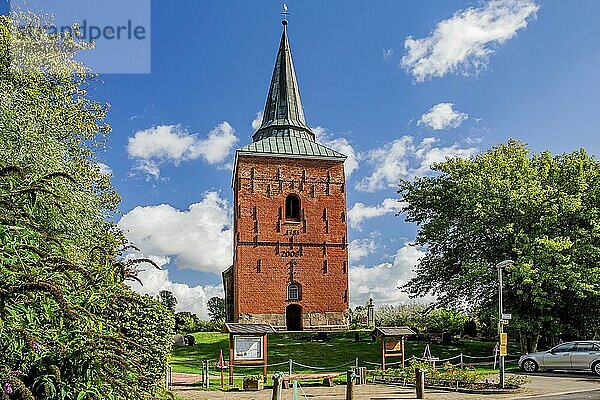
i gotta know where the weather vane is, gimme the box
[281,3,289,25]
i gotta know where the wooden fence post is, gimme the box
[415,368,425,399]
[346,369,355,400]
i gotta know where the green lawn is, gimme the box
[170,331,520,377]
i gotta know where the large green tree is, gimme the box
[399,140,600,352]
[207,297,226,323]
[158,290,178,314]
[0,13,173,399]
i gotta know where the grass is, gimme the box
[170,330,521,377]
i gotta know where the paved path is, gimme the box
[171,372,600,400]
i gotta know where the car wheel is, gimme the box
[593,361,600,376]
[522,359,539,372]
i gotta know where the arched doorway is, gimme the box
[286,304,302,331]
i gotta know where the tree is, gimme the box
[0,12,173,398]
[207,297,226,322]
[159,290,178,314]
[175,311,200,333]
[399,140,600,352]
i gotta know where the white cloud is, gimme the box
[118,192,233,274]
[350,243,428,307]
[252,111,264,130]
[401,0,539,82]
[313,126,359,177]
[355,136,413,192]
[97,162,113,176]
[348,198,405,229]
[418,103,468,130]
[126,255,224,319]
[127,122,238,178]
[356,136,478,192]
[348,239,376,262]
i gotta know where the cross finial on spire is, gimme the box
[281,3,289,26]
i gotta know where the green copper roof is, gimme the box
[239,21,346,162]
[238,133,346,160]
[253,23,315,142]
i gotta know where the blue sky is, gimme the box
[7,0,600,317]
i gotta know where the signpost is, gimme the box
[496,259,514,389]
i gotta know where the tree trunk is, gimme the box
[529,334,540,353]
[519,329,528,354]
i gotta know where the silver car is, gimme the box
[519,341,600,375]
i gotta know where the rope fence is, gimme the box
[171,350,521,379]
[292,360,355,371]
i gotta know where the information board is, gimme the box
[233,336,263,361]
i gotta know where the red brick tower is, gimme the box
[222,19,349,331]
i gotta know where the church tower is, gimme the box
[223,18,349,331]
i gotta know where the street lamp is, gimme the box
[496,259,514,389]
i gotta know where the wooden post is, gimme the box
[401,336,405,369]
[346,369,355,400]
[415,369,425,399]
[272,373,283,400]
[263,334,268,382]
[169,365,173,390]
[229,334,234,385]
[381,338,386,371]
[205,360,210,389]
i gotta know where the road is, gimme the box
[515,389,600,400]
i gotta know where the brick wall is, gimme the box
[232,155,349,330]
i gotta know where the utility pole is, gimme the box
[498,264,505,389]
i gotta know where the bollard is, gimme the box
[293,380,298,400]
[272,373,283,400]
[289,358,293,376]
[346,369,355,400]
[415,368,425,399]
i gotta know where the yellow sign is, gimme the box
[499,333,508,356]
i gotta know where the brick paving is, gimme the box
[171,371,600,400]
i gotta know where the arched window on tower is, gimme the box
[288,283,300,300]
[285,194,300,221]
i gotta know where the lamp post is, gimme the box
[496,259,514,389]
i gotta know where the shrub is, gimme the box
[184,334,196,346]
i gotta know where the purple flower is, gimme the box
[9,370,20,377]
[3,382,13,394]
[32,342,43,353]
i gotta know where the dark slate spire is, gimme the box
[252,21,315,142]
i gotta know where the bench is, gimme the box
[282,372,343,388]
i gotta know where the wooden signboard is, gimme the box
[370,327,416,371]
[222,323,275,385]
